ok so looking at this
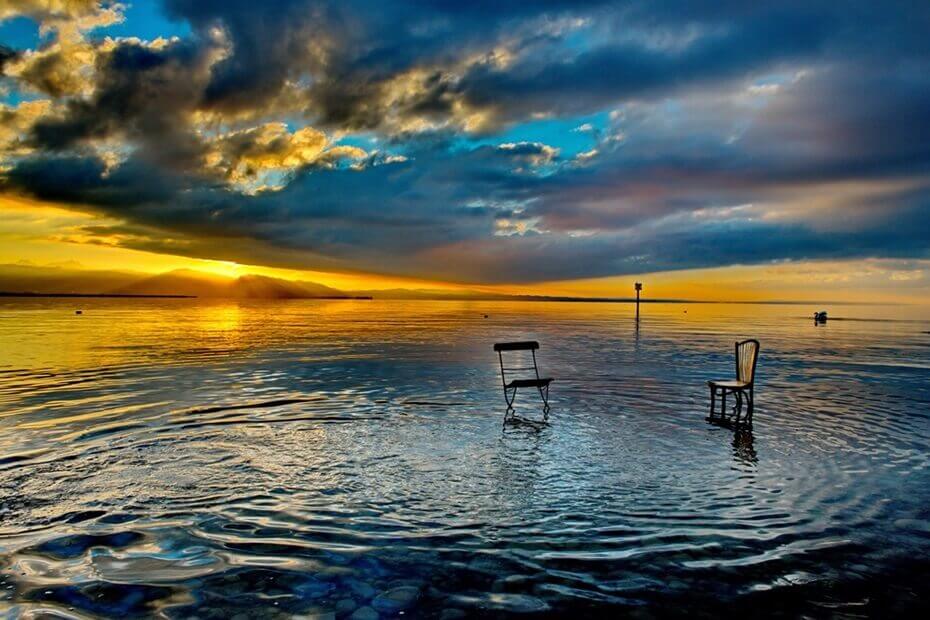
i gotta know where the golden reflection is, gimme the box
[18,401,169,430]
[197,302,243,333]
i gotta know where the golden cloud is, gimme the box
[0,99,55,155]
[202,122,367,190]
[0,0,101,21]
[3,1,126,98]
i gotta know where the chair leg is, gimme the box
[735,391,743,422]
[721,391,727,418]
[502,388,515,427]
[710,386,716,417]
[538,384,550,420]
[504,387,516,415]
[747,387,754,418]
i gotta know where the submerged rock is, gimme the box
[350,606,379,620]
[335,598,357,615]
[295,576,333,599]
[347,579,377,600]
[372,586,419,613]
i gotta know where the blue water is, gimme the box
[1,299,929,617]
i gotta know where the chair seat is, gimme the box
[506,378,553,389]
[708,379,750,389]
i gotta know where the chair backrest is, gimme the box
[493,341,539,352]
[494,341,541,386]
[735,339,760,384]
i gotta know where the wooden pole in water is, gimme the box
[635,282,642,322]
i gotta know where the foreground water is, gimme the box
[1,299,928,618]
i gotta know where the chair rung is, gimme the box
[506,378,553,388]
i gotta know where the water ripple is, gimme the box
[1,299,929,617]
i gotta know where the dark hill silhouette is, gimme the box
[0,263,138,294]
[110,269,347,298]
[110,269,229,297]
[232,274,343,298]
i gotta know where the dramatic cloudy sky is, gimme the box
[1,1,929,297]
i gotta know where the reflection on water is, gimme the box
[706,416,758,466]
[1,299,929,617]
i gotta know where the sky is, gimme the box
[1,1,929,301]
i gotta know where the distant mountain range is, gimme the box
[109,269,354,299]
[0,264,533,300]
[0,264,649,302]
[0,265,367,299]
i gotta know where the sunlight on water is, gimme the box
[1,299,929,617]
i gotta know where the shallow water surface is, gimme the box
[1,299,929,617]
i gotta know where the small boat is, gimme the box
[814,311,828,323]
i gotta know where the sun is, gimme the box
[196,260,248,279]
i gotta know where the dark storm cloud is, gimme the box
[458,7,832,121]
[742,67,930,182]
[2,0,930,282]
[2,154,193,211]
[160,0,611,110]
[412,184,930,283]
[161,0,330,114]
[153,0,930,133]
[4,140,535,244]
[27,39,216,170]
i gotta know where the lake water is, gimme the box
[1,299,929,618]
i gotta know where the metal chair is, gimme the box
[493,341,552,423]
[708,339,759,422]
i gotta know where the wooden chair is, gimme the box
[708,339,759,422]
[493,341,552,422]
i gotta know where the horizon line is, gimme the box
[0,291,906,306]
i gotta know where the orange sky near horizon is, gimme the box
[2,194,929,303]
